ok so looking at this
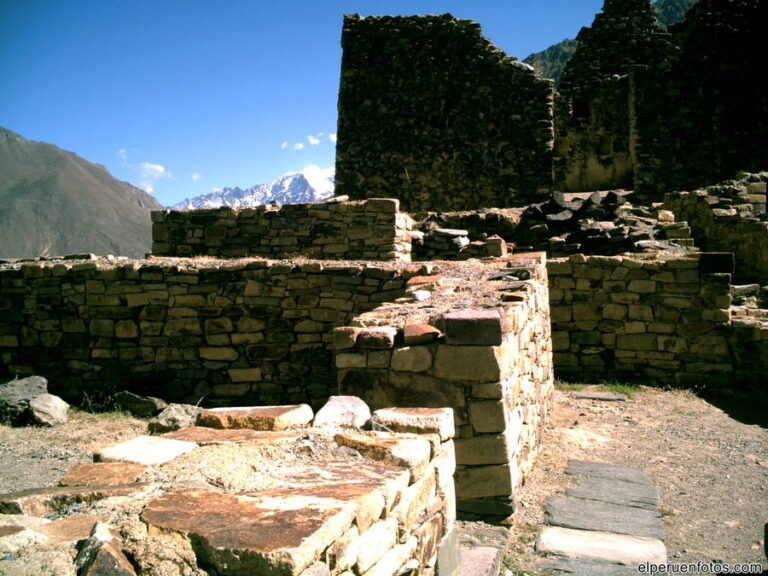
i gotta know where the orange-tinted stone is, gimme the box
[59,462,147,486]
[196,404,313,431]
[0,484,151,517]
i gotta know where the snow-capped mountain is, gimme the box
[168,166,335,210]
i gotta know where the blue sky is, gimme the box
[1,0,603,207]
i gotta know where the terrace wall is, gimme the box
[0,258,420,407]
[151,198,413,262]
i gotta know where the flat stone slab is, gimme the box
[372,407,455,441]
[572,391,627,402]
[162,426,301,444]
[0,484,151,516]
[40,514,106,543]
[197,404,313,431]
[59,462,147,486]
[543,557,644,576]
[94,435,197,465]
[537,526,666,565]
[458,546,503,576]
[566,475,659,511]
[143,486,359,576]
[566,460,649,485]
[545,496,665,541]
[334,431,432,482]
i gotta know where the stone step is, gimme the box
[565,475,659,511]
[94,435,197,466]
[537,526,667,565]
[566,460,649,485]
[545,496,665,540]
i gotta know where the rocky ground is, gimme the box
[505,385,768,573]
[0,386,766,574]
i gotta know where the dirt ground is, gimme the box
[0,386,766,573]
[506,385,768,573]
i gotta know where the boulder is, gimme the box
[29,393,69,426]
[148,403,202,434]
[313,396,371,429]
[114,391,167,418]
[0,376,48,423]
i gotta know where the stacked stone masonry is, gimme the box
[335,14,554,212]
[0,258,427,407]
[335,253,554,518]
[152,198,414,262]
[0,403,462,576]
[663,176,768,283]
[548,252,768,391]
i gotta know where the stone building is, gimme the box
[335,14,554,212]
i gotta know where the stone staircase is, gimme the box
[537,460,667,575]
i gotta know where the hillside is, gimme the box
[0,128,162,259]
[523,0,699,85]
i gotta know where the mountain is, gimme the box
[523,0,699,86]
[0,127,162,259]
[169,166,335,210]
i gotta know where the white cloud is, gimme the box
[281,141,289,150]
[117,148,128,162]
[293,142,305,150]
[307,134,321,146]
[139,162,171,194]
[191,173,202,182]
[329,133,337,143]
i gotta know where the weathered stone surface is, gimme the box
[357,327,398,349]
[454,435,511,466]
[0,484,151,516]
[143,487,357,576]
[455,465,512,500]
[572,391,626,402]
[468,401,506,434]
[435,528,460,576]
[371,407,454,441]
[39,514,106,543]
[355,518,398,573]
[28,393,69,426]
[432,345,502,382]
[390,346,433,372]
[457,546,504,576]
[114,390,168,417]
[0,524,47,555]
[334,431,432,481]
[148,403,202,434]
[403,323,442,345]
[75,522,137,576]
[197,404,314,431]
[162,427,301,444]
[442,309,506,346]
[0,375,48,423]
[362,535,418,576]
[391,470,436,528]
[537,526,667,565]
[545,496,665,540]
[566,475,659,511]
[313,395,371,429]
[566,460,649,485]
[94,435,197,466]
[59,462,147,487]
[333,327,361,350]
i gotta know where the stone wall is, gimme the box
[0,257,424,407]
[334,253,554,518]
[548,252,749,389]
[335,14,554,212]
[663,176,768,283]
[151,198,413,262]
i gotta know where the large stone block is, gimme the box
[455,464,512,500]
[432,345,503,382]
[441,309,505,346]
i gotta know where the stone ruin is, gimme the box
[1,1,768,574]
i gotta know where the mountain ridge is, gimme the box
[0,127,162,259]
[169,166,335,210]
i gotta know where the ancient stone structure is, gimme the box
[335,14,554,212]
[555,0,767,201]
[663,174,768,283]
[152,198,413,262]
[0,402,461,576]
[0,257,421,407]
[334,253,554,518]
[548,252,768,391]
